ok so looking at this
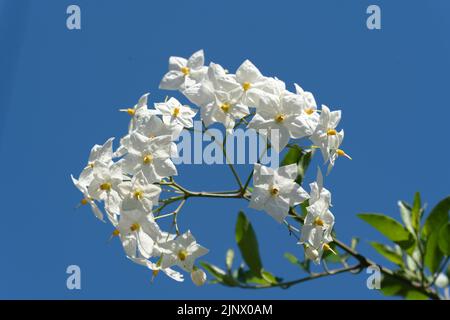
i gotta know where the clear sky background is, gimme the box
[0,0,449,299]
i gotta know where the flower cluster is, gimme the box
[72,50,350,286]
[161,50,350,263]
[72,92,207,284]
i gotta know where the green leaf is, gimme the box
[398,201,414,234]
[370,242,404,266]
[422,196,450,238]
[281,145,302,166]
[261,270,278,284]
[424,230,443,274]
[381,274,428,300]
[280,145,313,185]
[200,262,226,281]
[295,151,313,186]
[411,192,422,232]
[284,252,311,273]
[225,249,234,271]
[358,213,415,252]
[200,262,238,287]
[438,222,450,256]
[284,252,300,265]
[235,211,263,276]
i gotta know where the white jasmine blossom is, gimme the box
[249,163,309,222]
[159,50,207,90]
[160,230,209,272]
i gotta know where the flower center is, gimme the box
[127,108,135,116]
[133,189,144,200]
[143,154,153,164]
[220,102,231,113]
[275,113,286,123]
[242,82,251,91]
[322,243,336,255]
[172,107,180,117]
[130,223,140,232]
[80,198,88,205]
[314,216,324,227]
[327,129,337,136]
[100,182,112,191]
[180,66,190,76]
[269,186,280,196]
[178,249,188,261]
[304,108,314,115]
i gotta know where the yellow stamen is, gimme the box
[178,249,188,261]
[133,190,144,200]
[127,108,135,116]
[275,114,286,123]
[112,229,120,237]
[314,217,324,227]
[323,243,337,255]
[130,223,140,232]
[220,102,231,113]
[242,82,251,91]
[270,186,279,196]
[152,269,159,277]
[304,108,314,115]
[143,154,153,165]
[87,162,95,169]
[100,182,112,191]
[327,129,337,136]
[172,107,180,117]
[80,198,88,205]
[181,66,190,76]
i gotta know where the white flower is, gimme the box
[293,83,320,135]
[155,97,197,128]
[182,62,240,108]
[121,132,177,182]
[78,137,115,187]
[128,255,184,282]
[87,162,124,217]
[118,171,161,212]
[326,136,352,174]
[116,114,180,159]
[159,50,207,90]
[160,230,209,272]
[299,199,334,248]
[308,168,331,206]
[234,59,278,107]
[310,105,344,162]
[203,89,249,133]
[71,175,105,222]
[119,93,160,132]
[116,208,163,259]
[247,91,310,151]
[299,169,336,264]
[249,163,309,222]
[190,268,207,286]
[304,245,320,264]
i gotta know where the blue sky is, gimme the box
[0,0,449,299]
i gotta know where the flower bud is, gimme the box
[190,268,207,287]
